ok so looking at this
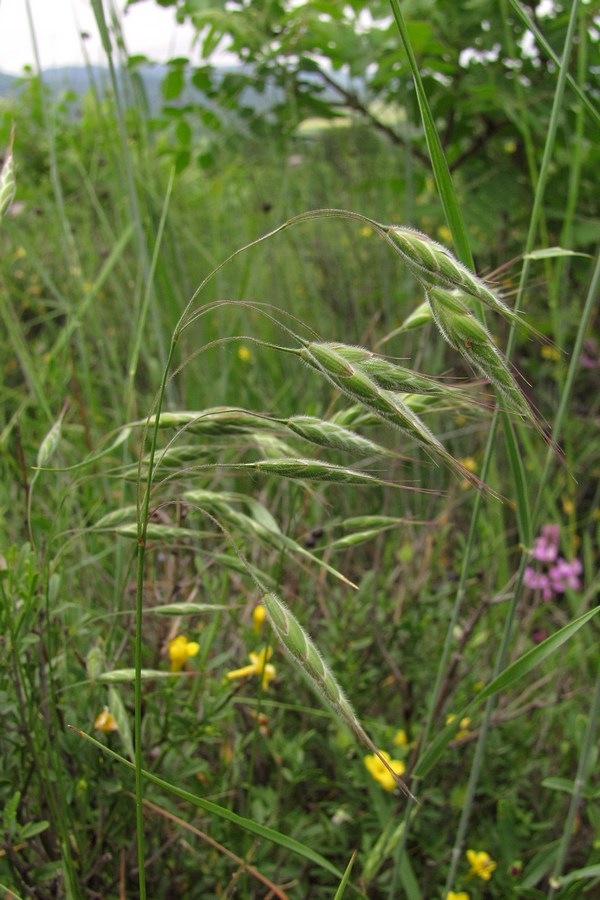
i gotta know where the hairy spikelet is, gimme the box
[301,341,356,376]
[383,225,522,323]
[329,406,380,428]
[322,342,463,397]
[114,523,209,541]
[244,458,388,485]
[297,340,491,490]
[252,433,299,459]
[397,300,434,332]
[135,408,272,435]
[262,591,414,800]
[285,415,392,456]
[36,417,63,470]
[94,505,138,528]
[401,393,446,413]
[427,286,532,420]
[182,489,357,588]
[146,444,212,471]
[0,129,15,219]
[299,342,444,452]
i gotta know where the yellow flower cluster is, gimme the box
[393,728,408,748]
[252,603,266,634]
[363,750,406,792]
[467,849,497,881]
[168,635,200,672]
[94,709,118,732]
[226,646,276,690]
[446,714,472,740]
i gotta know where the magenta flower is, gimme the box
[526,525,582,601]
[531,524,560,562]
[580,337,600,369]
[531,629,549,644]
[524,567,553,601]
[549,557,582,592]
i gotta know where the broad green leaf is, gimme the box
[162,66,185,101]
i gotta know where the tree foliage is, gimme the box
[130,0,599,259]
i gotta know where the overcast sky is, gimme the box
[0,0,198,75]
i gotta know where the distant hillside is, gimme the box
[0,63,349,115]
[0,71,17,94]
[0,65,162,102]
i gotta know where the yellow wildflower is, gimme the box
[460,456,478,473]
[562,496,575,516]
[466,849,497,881]
[364,750,406,791]
[168,634,200,672]
[238,345,252,363]
[359,225,373,237]
[541,345,560,361]
[446,714,472,740]
[447,892,470,900]
[94,709,118,732]
[226,647,276,690]
[252,603,266,635]
[393,728,408,748]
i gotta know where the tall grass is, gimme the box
[1,1,599,898]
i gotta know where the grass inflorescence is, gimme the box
[1,2,598,898]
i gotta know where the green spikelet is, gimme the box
[136,408,271,435]
[0,128,16,220]
[396,300,434,333]
[298,340,490,490]
[36,416,64,470]
[427,286,533,421]
[300,341,355,377]
[382,224,539,335]
[285,415,392,456]
[262,591,415,800]
[247,458,388,485]
[323,342,463,397]
[329,406,380,429]
[299,342,444,453]
[383,226,511,312]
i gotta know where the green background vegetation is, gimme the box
[1,1,599,897]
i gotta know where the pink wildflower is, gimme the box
[531,524,560,562]
[549,557,582,592]
[524,567,553,601]
[580,338,600,369]
[526,525,582,602]
[531,629,548,644]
